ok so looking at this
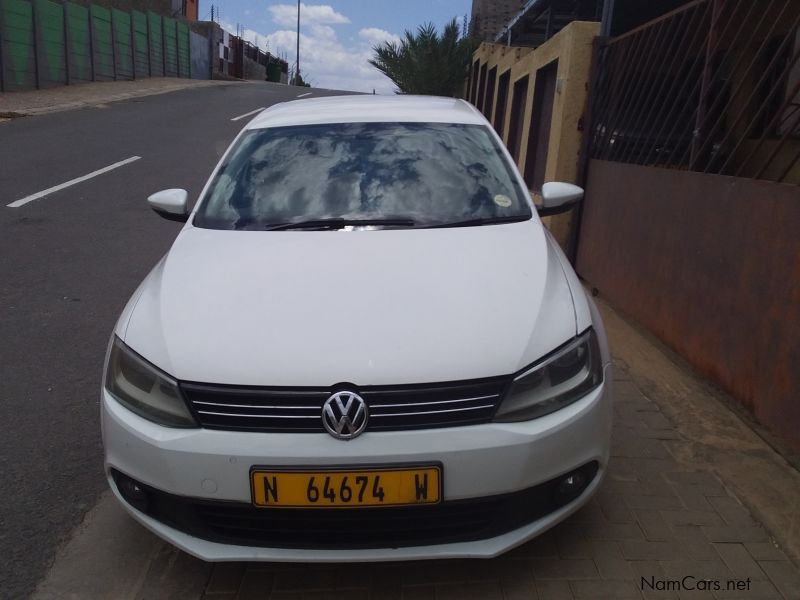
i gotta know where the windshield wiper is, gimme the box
[424,215,531,229]
[266,218,416,231]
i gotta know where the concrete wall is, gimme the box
[190,22,231,78]
[466,21,600,248]
[189,29,208,79]
[243,55,265,80]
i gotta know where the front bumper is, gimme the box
[102,365,612,561]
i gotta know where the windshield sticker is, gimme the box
[494,194,513,208]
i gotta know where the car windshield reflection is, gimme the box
[193,122,531,230]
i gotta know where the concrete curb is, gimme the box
[31,492,211,600]
[0,80,239,118]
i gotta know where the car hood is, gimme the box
[122,222,577,386]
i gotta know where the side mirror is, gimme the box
[538,182,584,217]
[148,189,189,223]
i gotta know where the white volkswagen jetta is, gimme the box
[102,95,612,562]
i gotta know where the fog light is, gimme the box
[553,462,598,505]
[116,473,150,512]
[557,473,587,497]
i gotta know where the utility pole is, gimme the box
[294,0,300,85]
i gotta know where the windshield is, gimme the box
[193,122,531,230]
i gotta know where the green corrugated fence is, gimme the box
[266,62,281,83]
[0,0,198,91]
[1,0,36,90]
[131,9,147,77]
[90,4,112,80]
[177,21,188,77]
[162,16,176,76]
[35,0,65,85]
[66,2,90,82]
[147,11,162,76]
[112,8,132,80]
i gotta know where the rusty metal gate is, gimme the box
[576,0,800,451]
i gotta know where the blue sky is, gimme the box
[213,1,472,93]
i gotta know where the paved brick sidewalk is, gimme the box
[198,359,798,600]
[0,78,235,116]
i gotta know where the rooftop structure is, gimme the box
[470,0,526,41]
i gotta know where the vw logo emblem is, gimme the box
[322,391,368,440]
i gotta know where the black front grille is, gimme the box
[181,377,511,433]
[113,462,599,549]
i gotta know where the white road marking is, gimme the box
[230,107,266,121]
[7,156,142,208]
[297,92,312,98]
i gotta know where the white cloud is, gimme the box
[359,27,401,48]
[309,23,336,40]
[221,17,401,94]
[268,3,349,28]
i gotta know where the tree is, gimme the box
[369,18,479,96]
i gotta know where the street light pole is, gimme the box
[295,0,300,85]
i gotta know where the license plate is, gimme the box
[250,465,442,508]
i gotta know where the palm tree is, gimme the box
[369,19,478,97]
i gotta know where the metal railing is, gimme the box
[588,0,800,184]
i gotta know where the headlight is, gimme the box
[105,336,197,427]
[494,329,603,422]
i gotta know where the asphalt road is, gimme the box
[0,81,351,599]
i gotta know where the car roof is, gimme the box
[246,95,486,130]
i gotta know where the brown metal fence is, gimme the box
[588,0,800,184]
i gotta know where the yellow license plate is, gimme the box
[250,466,442,508]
